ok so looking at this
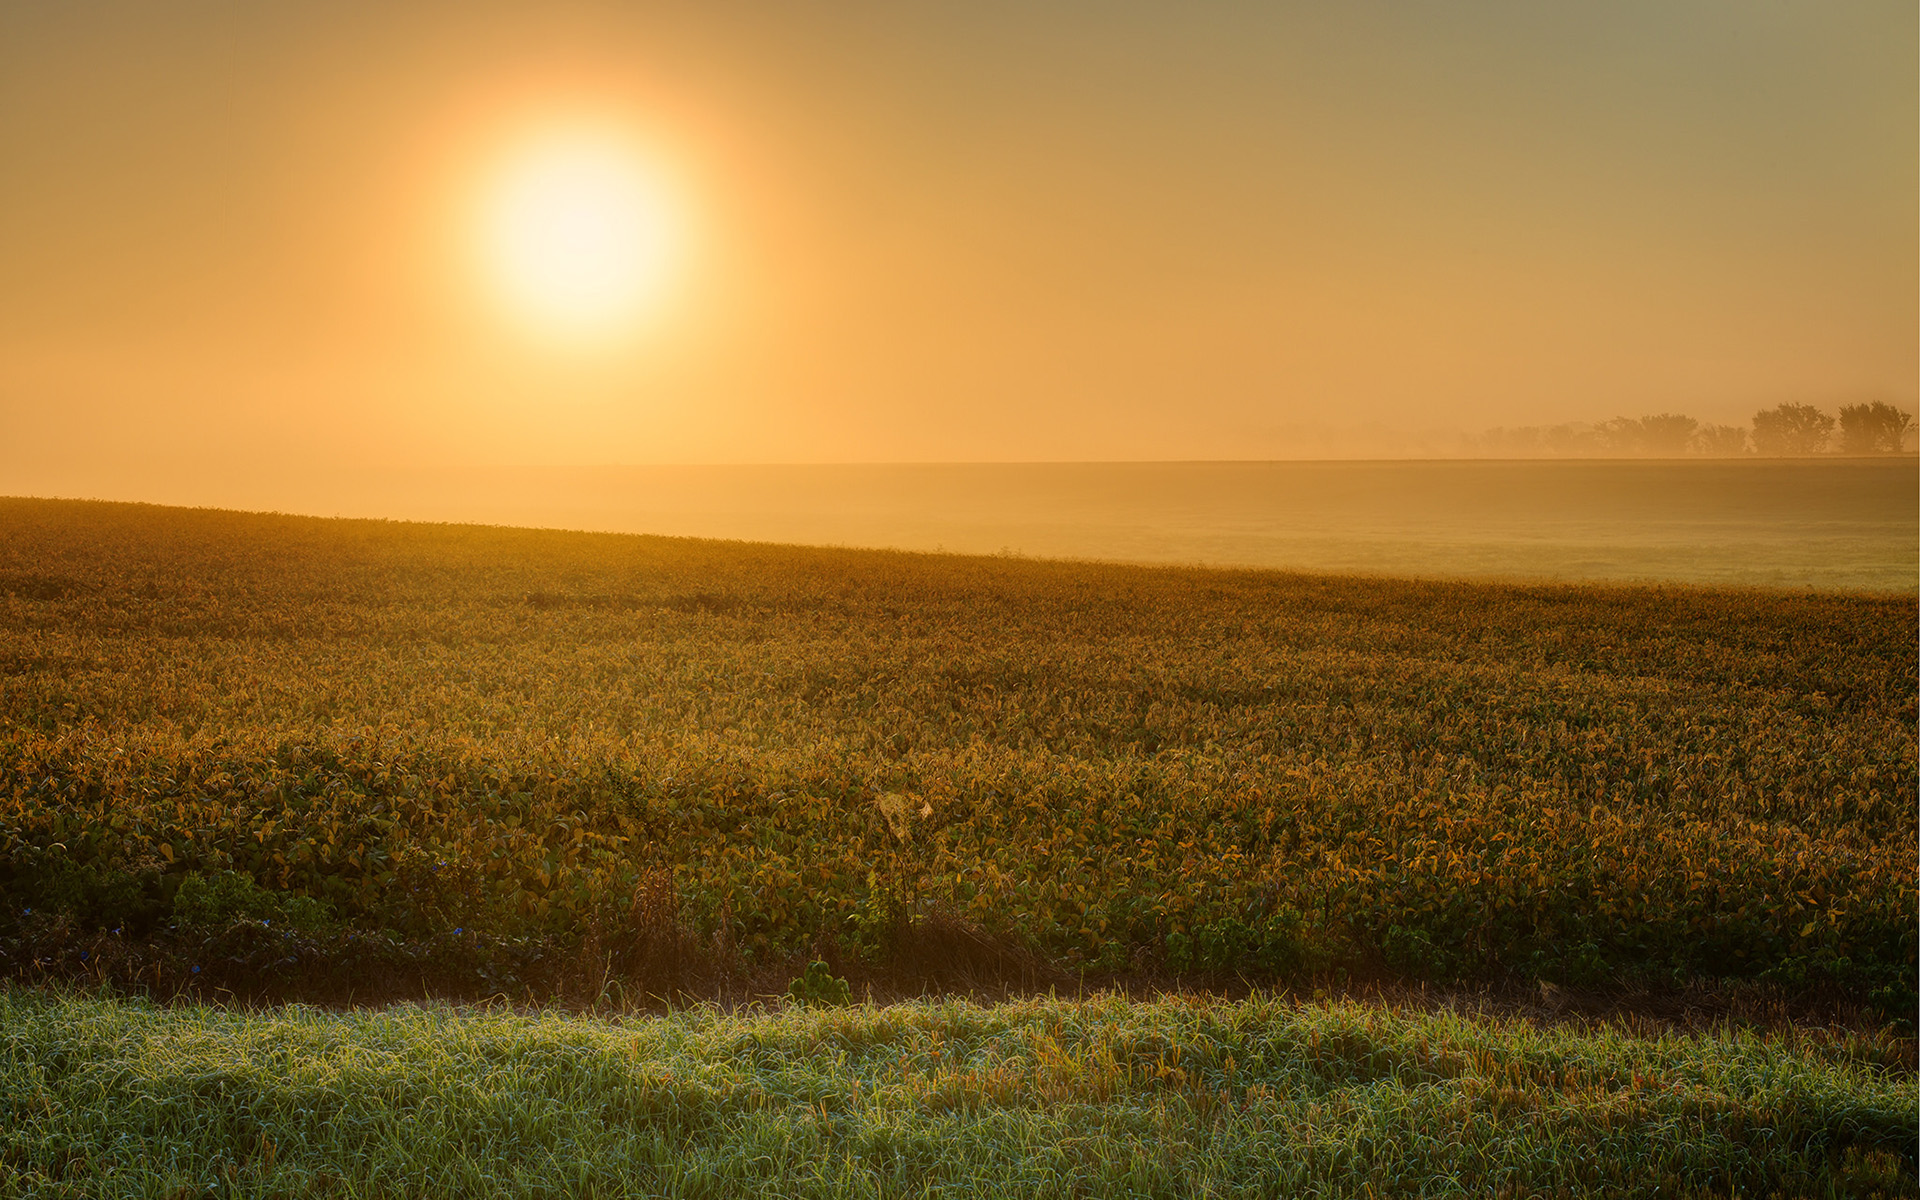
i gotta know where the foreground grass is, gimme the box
[0,990,1912,1198]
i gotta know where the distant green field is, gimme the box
[2,990,1913,1198]
[50,457,1916,591]
[0,497,1911,1018]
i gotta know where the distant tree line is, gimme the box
[1475,401,1916,458]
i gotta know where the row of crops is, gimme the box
[0,498,1912,1014]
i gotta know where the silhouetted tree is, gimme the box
[1837,401,1915,455]
[1637,414,1698,456]
[1590,414,1697,456]
[1690,424,1749,456]
[1594,417,1645,456]
[1750,403,1834,456]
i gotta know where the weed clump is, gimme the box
[786,960,851,1007]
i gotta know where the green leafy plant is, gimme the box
[786,960,851,1007]
[172,870,337,934]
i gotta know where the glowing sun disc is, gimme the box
[477,130,679,343]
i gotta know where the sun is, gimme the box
[475,127,681,345]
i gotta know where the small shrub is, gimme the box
[1169,909,1320,977]
[1382,925,1472,982]
[786,960,851,1007]
[171,871,337,935]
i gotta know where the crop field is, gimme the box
[0,496,1913,1020]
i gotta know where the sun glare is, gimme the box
[476,128,681,346]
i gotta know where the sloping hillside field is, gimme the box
[0,497,1912,1015]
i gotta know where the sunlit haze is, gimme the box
[476,125,683,347]
[0,1,1912,503]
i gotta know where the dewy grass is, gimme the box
[1,988,1912,1198]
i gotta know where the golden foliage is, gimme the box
[0,499,1912,1007]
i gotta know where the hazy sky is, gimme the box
[1,0,1912,480]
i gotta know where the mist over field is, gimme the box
[12,458,1914,592]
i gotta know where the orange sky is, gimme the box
[1,1,1913,482]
